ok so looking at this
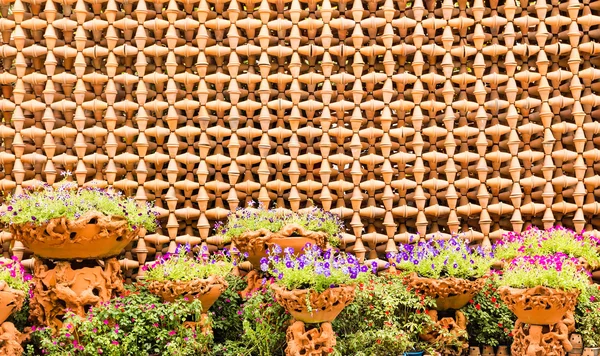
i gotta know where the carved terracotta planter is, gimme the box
[233,223,329,267]
[270,283,355,324]
[9,211,139,260]
[147,275,228,312]
[405,273,485,310]
[0,281,25,324]
[499,286,579,325]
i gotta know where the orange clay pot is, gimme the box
[147,275,228,313]
[0,281,25,324]
[270,283,355,324]
[9,211,139,260]
[499,286,579,325]
[405,273,485,311]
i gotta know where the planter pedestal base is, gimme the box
[0,322,25,355]
[511,312,574,356]
[183,313,212,336]
[240,270,265,299]
[286,320,335,356]
[420,310,469,355]
[29,258,124,330]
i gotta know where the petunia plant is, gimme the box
[214,203,343,246]
[497,253,590,296]
[0,257,32,293]
[387,235,494,279]
[262,244,372,293]
[143,244,234,282]
[494,226,600,268]
[0,177,158,232]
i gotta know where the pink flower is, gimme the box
[168,330,176,336]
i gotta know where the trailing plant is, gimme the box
[0,177,158,232]
[460,276,515,347]
[263,244,371,294]
[333,274,435,355]
[142,244,234,282]
[497,253,590,295]
[0,256,31,293]
[494,226,600,268]
[388,235,494,279]
[25,287,211,356]
[214,204,343,246]
[211,282,289,356]
[575,284,600,347]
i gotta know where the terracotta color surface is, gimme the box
[271,283,355,324]
[146,275,228,312]
[510,311,575,356]
[286,321,336,356]
[499,285,579,325]
[405,272,485,310]
[0,0,600,273]
[9,211,139,260]
[0,281,25,325]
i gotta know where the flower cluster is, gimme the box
[0,256,31,293]
[494,226,600,268]
[143,244,234,282]
[0,178,158,232]
[388,235,494,279]
[214,203,343,246]
[498,252,590,293]
[262,244,372,293]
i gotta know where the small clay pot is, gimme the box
[496,345,509,356]
[270,283,355,324]
[570,333,583,353]
[469,346,480,356]
[147,275,228,312]
[0,281,26,324]
[9,211,139,260]
[482,345,494,356]
[499,286,579,325]
[404,273,485,310]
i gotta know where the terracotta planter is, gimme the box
[498,286,579,325]
[9,211,139,260]
[233,223,329,267]
[405,273,485,311]
[0,281,25,324]
[270,283,355,324]
[147,275,228,312]
[583,348,600,356]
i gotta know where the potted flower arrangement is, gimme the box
[214,203,343,267]
[575,284,600,355]
[388,235,494,310]
[0,257,30,325]
[264,243,371,324]
[494,226,600,270]
[143,244,232,313]
[497,253,590,325]
[0,178,158,260]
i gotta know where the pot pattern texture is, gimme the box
[510,311,575,356]
[29,258,124,330]
[10,211,138,259]
[271,284,355,324]
[499,286,579,326]
[405,273,485,310]
[147,275,228,312]
[286,320,336,356]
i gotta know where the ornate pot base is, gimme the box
[0,322,26,355]
[420,310,469,356]
[29,258,124,330]
[286,320,336,356]
[511,312,575,356]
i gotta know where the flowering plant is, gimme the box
[387,235,494,279]
[214,204,342,246]
[575,284,600,347]
[494,226,600,268]
[0,257,31,293]
[497,253,590,293]
[143,244,234,282]
[262,244,371,293]
[0,178,158,232]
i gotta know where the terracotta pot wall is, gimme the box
[1,0,600,270]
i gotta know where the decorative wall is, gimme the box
[1,0,600,267]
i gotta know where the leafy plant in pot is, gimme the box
[494,226,600,271]
[263,243,371,324]
[214,204,343,267]
[497,253,589,326]
[142,244,233,313]
[0,178,158,260]
[388,235,494,311]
